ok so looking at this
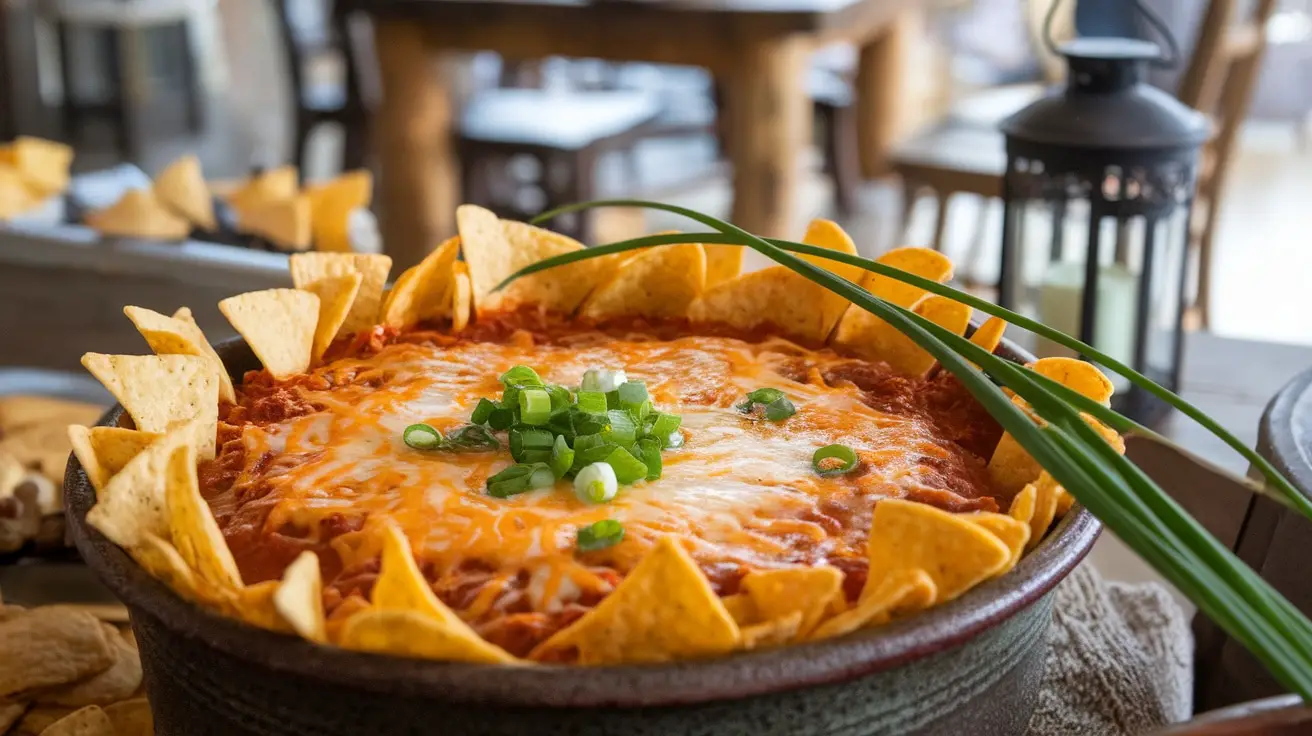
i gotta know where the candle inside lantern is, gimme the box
[1035,261,1137,392]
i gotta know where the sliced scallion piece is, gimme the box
[574,462,618,504]
[488,407,516,431]
[812,444,858,476]
[444,424,500,452]
[402,423,444,451]
[637,438,662,481]
[576,519,624,552]
[604,409,637,446]
[486,462,554,498]
[549,434,575,479]
[604,446,648,485]
[765,396,797,422]
[581,368,627,392]
[470,398,497,425]
[545,384,573,410]
[500,365,543,387]
[509,427,554,462]
[518,388,552,425]
[576,390,609,415]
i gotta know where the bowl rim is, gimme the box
[1258,366,1312,500]
[64,335,1101,708]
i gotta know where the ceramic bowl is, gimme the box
[65,337,1101,736]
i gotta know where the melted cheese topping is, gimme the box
[226,334,976,615]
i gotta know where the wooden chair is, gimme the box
[42,0,207,161]
[0,7,13,141]
[270,0,376,180]
[888,0,1279,326]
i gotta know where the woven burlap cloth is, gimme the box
[1025,564,1194,735]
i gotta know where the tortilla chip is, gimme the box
[719,593,758,626]
[102,698,153,736]
[339,608,517,665]
[153,154,216,231]
[969,316,1008,359]
[0,702,23,734]
[79,354,218,458]
[829,246,955,353]
[225,165,298,213]
[740,611,803,650]
[163,442,242,589]
[123,305,235,403]
[809,569,936,640]
[85,189,191,241]
[799,219,865,335]
[988,358,1120,493]
[237,195,312,251]
[273,551,326,642]
[218,289,319,379]
[0,607,115,698]
[577,242,706,320]
[40,624,142,707]
[36,705,115,736]
[965,511,1031,571]
[1021,473,1061,552]
[68,426,160,495]
[865,499,1011,604]
[1009,483,1037,523]
[85,426,196,548]
[740,566,843,640]
[1054,488,1075,517]
[704,243,744,287]
[130,532,201,602]
[8,136,73,197]
[305,170,372,252]
[289,253,392,335]
[456,205,609,315]
[302,272,363,361]
[0,166,40,219]
[379,236,460,329]
[830,293,972,375]
[0,396,100,432]
[372,520,470,629]
[531,536,740,665]
[451,261,472,332]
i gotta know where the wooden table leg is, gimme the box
[723,38,808,239]
[856,11,916,180]
[372,21,456,270]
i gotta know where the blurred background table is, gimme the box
[338,0,925,269]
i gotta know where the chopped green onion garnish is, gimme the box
[604,409,637,446]
[665,430,685,449]
[509,427,554,462]
[545,384,573,410]
[606,390,621,410]
[470,398,497,425]
[576,519,624,552]
[572,440,617,473]
[549,434,575,479]
[576,390,608,415]
[488,407,516,431]
[764,396,796,422]
[444,424,500,452]
[487,462,555,498]
[581,368,626,392]
[604,446,648,485]
[518,388,552,425]
[812,444,859,476]
[745,387,785,405]
[617,381,649,414]
[574,462,618,503]
[402,423,444,451]
[647,412,682,446]
[637,438,662,480]
[500,365,543,387]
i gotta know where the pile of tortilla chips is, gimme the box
[71,205,1124,667]
[86,158,372,252]
[0,137,73,221]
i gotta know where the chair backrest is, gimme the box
[269,0,375,111]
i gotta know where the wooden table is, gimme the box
[337,0,923,269]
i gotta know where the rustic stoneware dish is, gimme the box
[1259,368,1312,499]
[65,337,1101,736]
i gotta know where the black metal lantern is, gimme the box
[997,0,1209,423]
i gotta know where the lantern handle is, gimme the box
[1042,0,1182,69]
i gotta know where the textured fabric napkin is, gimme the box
[1025,564,1194,735]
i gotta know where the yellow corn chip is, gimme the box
[1022,473,1062,552]
[1009,483,1037,523]
[68,426,161,495]
[965,511,1031,571]
[218,289,319,379]
[451,261,472,332]
[456,205,610,315]
[719,593,758,626]
[809,569,936,640]
[302,272,363,361]
[863,247,954,308]
[225,165,299,213]
[130,532,201,601]
[988,358,1120,493]
[39,705,116,736]
[86,428,194,547]
[372,520,467,629]
[79,353,218,458]
[740,611,803,650]
[8,136,73,197]
[704,243,744,288]
[289,253,392,335]
[237,194,312,251]
[577,242,706,320]
[379,236,461,329]
[0,165,40,218]
[218,579,291,632]
[305,170,372,253]
[102,698,153,736]
[532,536,740,665]
[123,305,235,403]
[969,316,1008,358]
[799,219,865,336]
[866,499,1011,604]
[831,293,972,375]
[1054,488,1075,517]
[274,551,326,642]
[339,608,517,664]
[153,154,216,231]
[85,189,191,240]
[740,566,844,640]
[163,442,242,589]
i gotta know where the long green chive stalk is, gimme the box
[497,199,1312,696]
